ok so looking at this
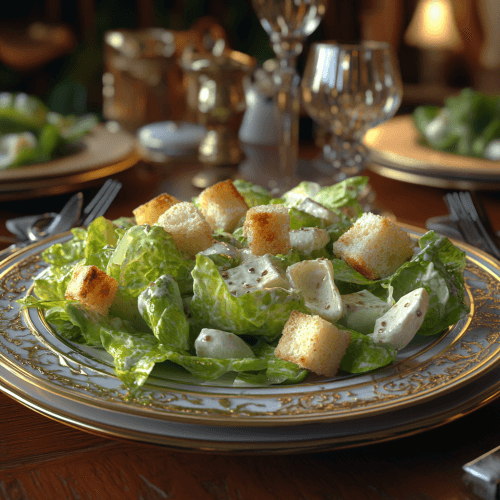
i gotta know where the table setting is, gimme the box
[3,1,500,499]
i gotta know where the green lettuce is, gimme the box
[106,224,194,298]
[381,231,468,336]
[138,275,190,351]
[99,327,303,389]
[232,179,274,207]
[340,329,397,373]
[190,254,308,339]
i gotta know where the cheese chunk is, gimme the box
[286,259,343,322]
[338,290,390,334]
[289,227,329,254]
[195,328,255,359]
[371,288,429,350]
[221,254,289,297]
[297,198,339,225]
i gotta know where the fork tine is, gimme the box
[81,178,115,217]
[460,191,500,259]
[444,191,500,259]
[82,180,122,227]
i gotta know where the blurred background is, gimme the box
[0,0,498,129]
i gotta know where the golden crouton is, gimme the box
[65,264,118,315]
[333,213,414,279]
[133,193,180,226]
[157,202,213,256]
[243,204,290,256]
[275,311,350,377]
[197,179,248,232]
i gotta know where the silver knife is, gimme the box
[0,192,83,261]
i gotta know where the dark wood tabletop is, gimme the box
[1,150,499,500]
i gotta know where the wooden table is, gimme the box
[0,153,499,500]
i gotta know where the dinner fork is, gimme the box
[0,178,122,261]
[443,191,500,260]
[28,178,122,240]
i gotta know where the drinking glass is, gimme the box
[251,0,328,189]
[301,41,403,181]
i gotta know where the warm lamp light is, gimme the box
[404,0,463,51]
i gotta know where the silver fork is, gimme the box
[0,179,122,261]
[28,178,122,240]
[443,191,500,260]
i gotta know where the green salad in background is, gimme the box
[0,92,98,169]
[19,177,469,392]
[413,88,500,160]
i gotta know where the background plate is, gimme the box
[364,116,500,190]
[0,124,140,200]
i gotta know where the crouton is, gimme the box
[243,204,290,256]
[133,193,180,225]
[157,202,213,256]
[275,311,350,377]
[65,264,118,315]
[332,213,414,279]
[197,179,248,232]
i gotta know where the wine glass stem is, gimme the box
[274,46,302,187]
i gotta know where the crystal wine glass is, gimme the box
[301,41,403,181]
[251,0,328,189]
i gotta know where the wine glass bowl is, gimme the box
[252,0,328,58]
[302,41,403,178]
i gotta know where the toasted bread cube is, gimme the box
[243,204,290,256]
[198,179,248,232]
[133,193,180,226]
[275,311,350,377]
[332,213,414,279]
[65,264,118,315]
[157,202,213,256]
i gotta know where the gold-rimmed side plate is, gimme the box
[0,227,500,452]
[364,116,500,190]
[0,124,140,200]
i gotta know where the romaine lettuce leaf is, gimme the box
[232,179,274,207]
[190,254,308,339]
[234,342,308,386]
[138,275,190,351]
[32,262,77,301]
[340,329,397,373]
[41,227,86,266]
[313,176,368,218]
[106,224,195,298]
[382,231,468,336]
